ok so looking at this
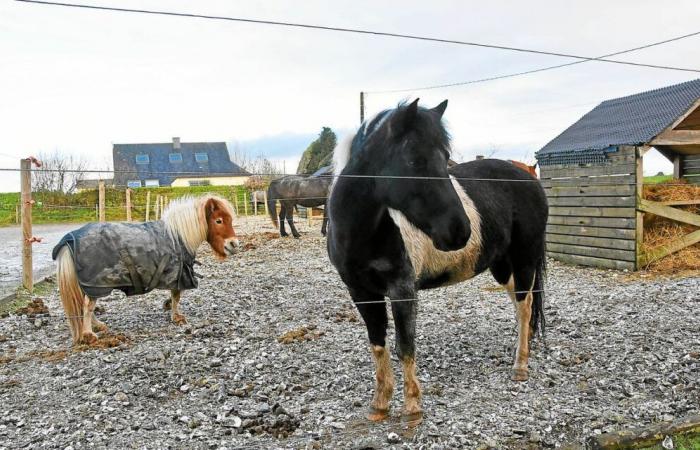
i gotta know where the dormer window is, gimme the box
[169,153,183,163]
[135,154,149,164]
[195,152,208,163]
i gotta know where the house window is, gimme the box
[194,152,208,163]
[188,179,211,186]
[127,180,142,188]
[169,153,182,163]
[135,154,150,164]
[144,179,160,187]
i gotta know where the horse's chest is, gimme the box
[387,180,482,287]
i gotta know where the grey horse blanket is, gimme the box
[52,221,198,298]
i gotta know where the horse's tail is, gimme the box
[267,185,278,227]
[56,246,85,344]
[530,250,546,339]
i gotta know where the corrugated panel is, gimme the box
[536,78,700,161]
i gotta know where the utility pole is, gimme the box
[360,91,365,124]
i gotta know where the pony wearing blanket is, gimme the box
[52,194,239,345]
[327,99,548,422]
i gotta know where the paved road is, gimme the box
[0,223,84,299]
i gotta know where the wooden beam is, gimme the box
[640,228,700,267]
[21,159,33,292]
[659,199,700,206]
[638,199,700,227]
[649,129,700,146]
[635,150,644,270]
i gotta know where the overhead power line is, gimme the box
[15,0,700,75]
[367,30,700,94]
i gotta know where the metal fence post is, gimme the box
[125,188,132,222]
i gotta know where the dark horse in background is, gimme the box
[327,99,548,422]
[267,173,332,237]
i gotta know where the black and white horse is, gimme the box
[267,174,332,237]
[326,99,548,422]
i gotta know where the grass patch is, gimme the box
[644,175,673,184]
[0,278,55,317]
[639,434,700,450]
[0,185,266,227]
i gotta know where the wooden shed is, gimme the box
[536,79,700,270]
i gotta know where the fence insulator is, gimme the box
[24,199,36,206]
[26,156,42,167]
[25,236,43,244]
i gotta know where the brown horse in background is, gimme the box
[509,160,538,178]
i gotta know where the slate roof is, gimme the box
[537,79,700,166]
[113,141,249,187]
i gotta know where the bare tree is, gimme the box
[32,151,89,193]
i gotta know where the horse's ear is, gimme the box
[433,100,448,118]
[204,198,219,219]
[392,98,420,135]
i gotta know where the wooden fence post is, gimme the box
[98,180,105,222]
[234,193,239,215]
[20,159,33,292]
[307,207,313,227]
[125,188,132,222]
[155,195,161,220]
[254,192,258,216]
[263,190,269,216]
[243,192,248,216]
[15,204,19,224]
[146,191,151,221]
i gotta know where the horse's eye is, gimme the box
[215,218,223,224]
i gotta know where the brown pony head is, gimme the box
[510,160,538,179]
[203,197,239,259]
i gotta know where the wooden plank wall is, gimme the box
[540,145,638,270]
[682,154,700,184]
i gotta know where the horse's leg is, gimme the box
[390,287,422,421]
[81,295,98,344]
[351,288,393,421]
[90,299,108,333]
[170,289,187,325]
[286,204,301,238]
[279,203,289,237]
[509,266,536,382]
[320,203,328,236]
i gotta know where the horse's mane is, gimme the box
[333,102,450,176]
[162,194,234,255]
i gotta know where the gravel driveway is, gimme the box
[0,216,698,449]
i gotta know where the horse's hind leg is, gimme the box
[279,204,289,237]
[285,204,301,238]
[351,287,394,421]
[508,267,536,381]
[170,289,187,325]
[390,289,422,422]
[90,300,108,333]
[81,296,98,344]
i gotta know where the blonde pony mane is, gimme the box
[161,194,235,255]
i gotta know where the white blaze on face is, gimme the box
[388,176,482,284]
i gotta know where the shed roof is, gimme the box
[537,79,700,165]
[113,141,249,187]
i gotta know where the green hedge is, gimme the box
[0,185,266,226]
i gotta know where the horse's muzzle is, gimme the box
[224,239,241,256]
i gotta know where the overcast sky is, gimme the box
[1,0,699,192]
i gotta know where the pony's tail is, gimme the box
[56,246,85,345]
[530,251,546,339]
[267,185,278,227]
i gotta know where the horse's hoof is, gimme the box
[163,299,171,311]
[512,368,529,381]
[401,411,423,427]
[293,234,300,239]
[172,314,188,325]
[367,407,390,422]
[92,322,108,333]
[81,331,98,344]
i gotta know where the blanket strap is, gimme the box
[119,249,144,295]
[146,254,171,292]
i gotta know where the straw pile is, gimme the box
[641,181,700,274]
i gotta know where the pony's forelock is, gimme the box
[162,194,234,255]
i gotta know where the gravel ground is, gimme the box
[0,216,698,449]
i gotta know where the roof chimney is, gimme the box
[172,137,181,150]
